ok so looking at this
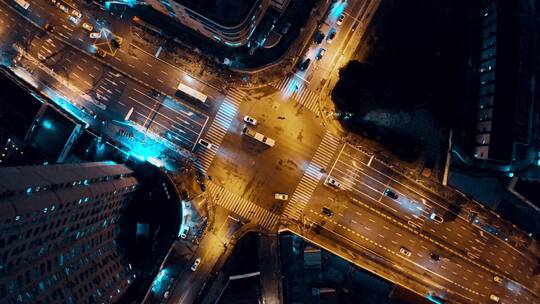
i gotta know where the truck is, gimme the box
[242,126,275,147]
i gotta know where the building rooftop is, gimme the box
[175,0,258,26]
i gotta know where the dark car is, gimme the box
[322,207,333,217]
[430,253,441,261]
[384,188,398,200]
[44,23,55,33]
[297,58,311,71]
[281,22,291,34]
[314,31,325,44]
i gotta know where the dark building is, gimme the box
[472,0,539,164]
[0,162,138,303]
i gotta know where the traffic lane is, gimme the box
[306,198,524,304]
[303,205,482,303]
[169,233,226,304]
[385,178,538,279]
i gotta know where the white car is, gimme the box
[68,15,79,24]
[71,9,82,19]
[198,139,213,149]
[243,115,257,126]
[190,257,201,271]
[489,294,500,302]
[82,22,93,32]
[336,14,345,25]
[429,212,444,223]
[58,4,69,13]
[180,227,189,239]
[89,32,101,39]
[325,176,341,188]
[399,247,412,257]
[274,193,288,201]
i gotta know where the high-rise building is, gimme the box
[0,162,138,304]
[472,0,538,163]
[144,0,269,47]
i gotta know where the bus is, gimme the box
[176,83,208,105]
[14,0,30,9]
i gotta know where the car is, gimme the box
[315,48,326,60]
[243,115,257,126]
[111,38,122,49]
[82,22,93,31]
[297,58,311,71]
[430,253,441,261]
[281,22,291,34]
[314,31,325,44]
[352,21,359,31]
[322,207,333,217]
[325,176,341,188]
[407,221,421,230]
[336,14,345,25]
[493,275,503,284]
[384,188,398,200]
[68,15,79,24]
[489,294,500,302]
[58,4,69,13]
[274,193,288,201]
[190,257,201,271]
[89,32,101,39]
[94,48,106,58]
[71,9,82,19]
[44,23,55,33]
[50,0,57,5]
[163,291,170,299]
[180,227,189,239]
[198,139,213,149]
[429,212,444,223]
[399,247,412,257]
[326,28,336,43]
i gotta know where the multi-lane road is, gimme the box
[2,0,539,303]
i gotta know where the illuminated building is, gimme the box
[144,0,270,47]
[0,162,138,303]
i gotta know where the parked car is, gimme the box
[58,4,69,13]
[281,22,291,34]
[399,247,412,257]
[326,28,336,43]
[82,22,93,32]
[190,258,201,271]
[315,48,326,60]
[297,58,311,71]
[243,115,257,126]
[198,139,213,149]
[180,227,189,239]
[89,32,101,39]
[336,14,345,25]
[68,15,79,24]
[314,31,325,44]
[71,9,82,19]
[384,188,398,200]
[275,193,288,201]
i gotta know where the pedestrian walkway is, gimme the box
[273,76,320,113]
[283,132,341,220]
[195,88,245,172]
[206,182,280,231]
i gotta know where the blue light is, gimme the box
[508,172,514,177]
[15,215,21,221]
[42,120,53,130]
[426,294,444,304]
[329,1,348,22]
[26,187,32,194]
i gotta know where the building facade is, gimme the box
[0,162,138,304]
[472,0,538,163]
[144,0,269,47]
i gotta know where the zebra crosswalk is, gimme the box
[206,182,280,231]
[195,88,245,172]
[273,76,320,113]
[283,132,341,221]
